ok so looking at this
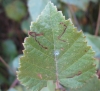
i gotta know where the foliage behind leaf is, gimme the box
[21,18,31,34]
[5,0,27,21]
[86,34,100,58]
[28,0,58,21]
[28,0,49,21]
[2,39,17,60]
[61,0,98,10]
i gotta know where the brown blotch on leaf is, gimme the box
[37,74,42,79]
[61,48,64,51]
[77,71,82,75]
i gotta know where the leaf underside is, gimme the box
[17,2,96,91]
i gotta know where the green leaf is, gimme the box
[70,77,100,91]
[8,85,29,91]
[8,88,17,91]
[21,17,31,34]
[28,0,58,21]
[5,0,26,21]
[12,55,23,70]
[86,34,100,58]
[28,0,49,21]
[17,2,96,90]
[61,0,98,10]
[2,39,17,59]
[40,81,55,91]
[47,81,55,91]
[40,87,49,91]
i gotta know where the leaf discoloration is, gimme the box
[28,31,48,49]
[58,22,67,42]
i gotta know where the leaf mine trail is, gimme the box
[58,22,67,42]
[29,31,48,49]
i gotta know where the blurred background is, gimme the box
[0,0,100,91]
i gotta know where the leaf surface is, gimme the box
[40,81,55,91]
[70,77,100,91]
[18,2,96,90]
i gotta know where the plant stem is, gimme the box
[95,5,100,36]
[0,56,16,75]
[67,4,81,30]
[10,78,19,88]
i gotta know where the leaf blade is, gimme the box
[17,1,96,90]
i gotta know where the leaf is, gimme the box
[40,87,49,91]
[17,2,96,90]
[8,88,17,91]
[61,0,98,10]
[70,77,100,91]
[8,85,29,91]
[5,0,27,21]
[21,17,31,34]
[2,39,17,59]
[8,54,22,76]
[85,33,100,58]
[12,55,23,70]
[40,81,55,91]
[7,85,30,91]
[47,81,55,91]
[28,0,58,21]
[28,0,49,21]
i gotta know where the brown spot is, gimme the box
[93,64,96,66]
[37,74,42,79]
[84,36,86,38]
[67,71,82,78]
[44,47,48,49]
[77,71,82,75]
[61,48,64,51]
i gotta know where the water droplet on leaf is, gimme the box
[54,50,60,56]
